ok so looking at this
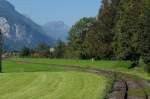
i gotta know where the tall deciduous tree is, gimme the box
[113,0,144,63]
[82,22,113,59]
[67,17,96,59]
[93,0,120,59]
[140,0,150,72]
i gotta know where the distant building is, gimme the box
[2,53,9,59]
[50,48,55,53]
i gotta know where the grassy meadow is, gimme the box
[4,58,150,80]
[1,58,116,99]
[0,72,112,99]
[1,58,150,99]
[13,58,132,69]
[2,60,65,73]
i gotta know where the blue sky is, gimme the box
[7,0,101,26]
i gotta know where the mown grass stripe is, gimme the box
[0,72,112,99]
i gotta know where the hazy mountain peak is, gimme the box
[0,0,15,11]
[43,21,70,42]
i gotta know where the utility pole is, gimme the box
[0,29,2,72]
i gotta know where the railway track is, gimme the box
[108,72,150,99]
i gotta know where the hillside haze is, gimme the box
[0,0,55,50]
[43,21,69,42]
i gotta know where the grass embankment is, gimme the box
[0,72,112,99]
[2,60,65,73]
[13,58,131,70]
[5,58,150,80]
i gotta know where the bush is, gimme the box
[142,55,150,73]
[129,61,139,69]
[36,42,51,58]
[20,47,31,57]
[144,63,150,73]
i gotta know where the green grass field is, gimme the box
[2,60,65,73]
[4,58,150,80]
[2,58,132,72]
[0,72,112,99]
[1,58,150,99]
[13,58,132,70]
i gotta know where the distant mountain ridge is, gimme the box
[43,21,70,42]
[0,0,55,51]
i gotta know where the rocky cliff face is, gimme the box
[0,0,55,51]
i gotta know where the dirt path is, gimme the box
[7,60,150,99]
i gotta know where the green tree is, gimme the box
[36,42,50,58]
[113,0,144,63]
[88,0,120,59]
[20,46,31,57]
[140,0,150,72]
[67,17,96,59]
[54,39,65,58]
[82,22,114,59]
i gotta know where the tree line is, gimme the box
[20,39,65,58]
[63,0,150,72]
